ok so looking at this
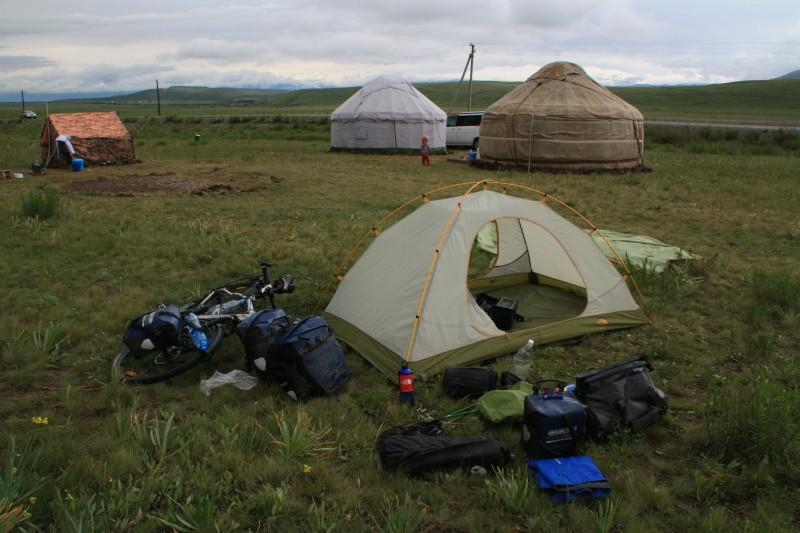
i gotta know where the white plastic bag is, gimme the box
[199,369,259,396]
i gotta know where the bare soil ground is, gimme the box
[60,170,281,196]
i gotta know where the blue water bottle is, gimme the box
[188,327,209,350]
[399,363,414,406]
[185,313,209,350]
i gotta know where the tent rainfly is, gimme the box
[330,76,447,153]
[322,182,650,379]
[40,112,138,168]
[479,61,645,171]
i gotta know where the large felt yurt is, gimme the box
[479,62,644,170]
[330,77,447,153]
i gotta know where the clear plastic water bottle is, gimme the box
[510,339,534,380]
[185,313,209,350]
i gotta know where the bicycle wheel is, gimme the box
[112,322,224,384]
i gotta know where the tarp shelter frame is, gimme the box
[316,180,654,364]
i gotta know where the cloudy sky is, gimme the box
[2,0,799,97]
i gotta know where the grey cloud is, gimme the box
[0,55,58,70]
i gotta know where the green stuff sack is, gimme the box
[476,382,534,423]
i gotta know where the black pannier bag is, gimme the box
[123,305,183,358]
[574,356,668,439]
[272,315,352,398]
[443,366,497,398]
[376,422,511,476]
[235,308,296,377]
[521,381,587,459]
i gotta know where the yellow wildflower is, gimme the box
[303,464,312,474]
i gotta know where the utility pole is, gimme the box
[156,79,161,116]
[467,43,475,111]
[21,90,25,111]
[448,44,476,113]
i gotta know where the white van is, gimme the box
[446,112,483,150]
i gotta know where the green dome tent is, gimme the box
[321,181,651,379]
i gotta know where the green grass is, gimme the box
[0,114,798,531]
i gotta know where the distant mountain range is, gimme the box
[2,90,131,103]
[2,69,798,103]
[774,69,800,80]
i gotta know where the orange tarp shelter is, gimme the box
[40,111,138,168]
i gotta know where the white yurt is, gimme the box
[330,77,446,153]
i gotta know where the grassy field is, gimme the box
[0,114,798,531]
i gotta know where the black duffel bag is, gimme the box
[442,366,497,399]
[574,356,668,439]
[376,422,511,476]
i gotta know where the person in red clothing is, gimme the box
[420,136,431,166]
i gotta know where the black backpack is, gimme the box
[123,306,183,358]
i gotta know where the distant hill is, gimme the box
[774,70,800,80]
[0,90,129,103]
[611,79,800,122]
[3,78,798,124]
[88,86,289,106]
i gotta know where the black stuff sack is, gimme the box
[476,293,523,331]
[123,305,183,358]
[272,315,352,398]
[443,366,497,399]
[521,381,587,459]
[376,425,511,477]
[235,308,296,378]
[574,356,668,439]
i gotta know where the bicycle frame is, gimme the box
[114,261,294,384]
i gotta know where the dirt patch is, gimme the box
[61,173,281,196]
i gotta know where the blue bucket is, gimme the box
[71,159,84,172]
[467,151,477,162]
